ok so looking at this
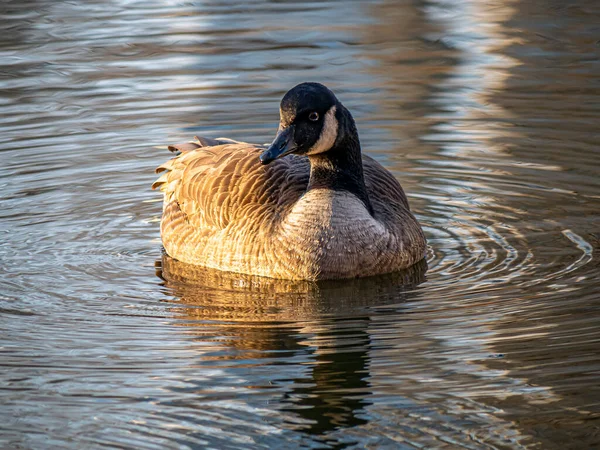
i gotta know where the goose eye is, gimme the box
[308,112,319,122]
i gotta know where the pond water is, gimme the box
[1,0,599,448]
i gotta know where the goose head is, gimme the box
[260,83,349,165]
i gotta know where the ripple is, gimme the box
[1,0,599,449]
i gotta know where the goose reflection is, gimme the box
[156,255,426,437]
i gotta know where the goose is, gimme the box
[153,82,427,280]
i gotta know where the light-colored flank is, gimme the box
[153,139,426,280]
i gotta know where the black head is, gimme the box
[260,83,342,164]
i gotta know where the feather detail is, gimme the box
[153,137,426,280]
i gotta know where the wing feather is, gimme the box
[153,139,309,235]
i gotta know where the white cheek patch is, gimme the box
[306,106,338,155]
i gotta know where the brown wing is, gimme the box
[362,155,411,211]
[152,138,310,266]
[153,145,412,231]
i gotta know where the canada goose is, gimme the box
[153,82,427,280]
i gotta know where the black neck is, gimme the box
[307,105,374,215]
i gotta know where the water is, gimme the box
[1,0,599,448]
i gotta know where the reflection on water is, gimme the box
[158,257,426,440]
[1,0,599,449]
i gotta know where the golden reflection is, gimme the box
[157,254,427,324]
[360,0,457,156]
[361,0,523,181]
[421,0,522,156]
[157,254,426,435]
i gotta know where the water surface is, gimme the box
[1,0,599,448]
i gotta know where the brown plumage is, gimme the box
[153,83,427,280]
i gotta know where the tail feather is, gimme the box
[166,136,247,155]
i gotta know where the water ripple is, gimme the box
[1,0,599,449]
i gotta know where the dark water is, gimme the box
[1,0,599,448]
